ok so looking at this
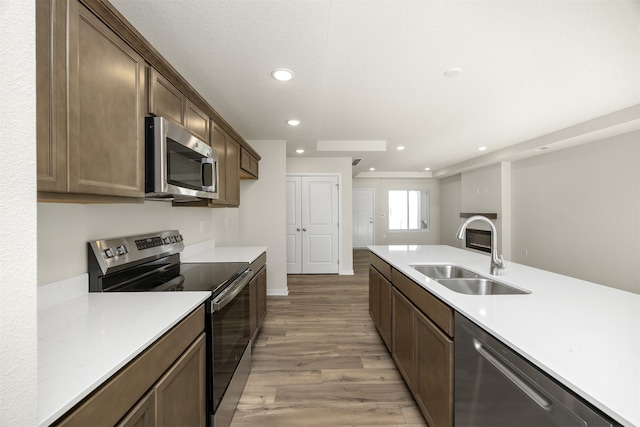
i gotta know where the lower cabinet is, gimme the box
[368,252,454,427]
[369,256,392,351]
[56,306,206,427]
[415,308,453,427]
[392,288,416,391]
[249,253,268,343]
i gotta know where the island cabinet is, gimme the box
[148,68,210,144]
[368,253,392,351]
[368,251,454,427]
[55,306,206,427]
[249,253,268,343]
[37,0,146,201]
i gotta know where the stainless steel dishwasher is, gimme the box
[454,313,616,426]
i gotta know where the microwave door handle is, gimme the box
[201,157,214,192]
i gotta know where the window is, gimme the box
[388,190,429,230]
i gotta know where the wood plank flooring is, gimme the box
[230,250,427,427]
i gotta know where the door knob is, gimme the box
[303,228,307,232]
[296,228,301,232]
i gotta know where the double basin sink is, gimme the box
[410,264,530,295]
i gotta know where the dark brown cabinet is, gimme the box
[392,287,416,391]
[369,264,392,351]
[249,253,268,343]
[368,251,455,427]
[240,147,259,179]
[56,307,206,427]
[210,124,240,207]
[415,309,453,427]
[148,68,210,145]
[37,0,146,200]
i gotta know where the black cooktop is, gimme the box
[87,230,249,296]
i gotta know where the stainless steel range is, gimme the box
[88,230,252,427]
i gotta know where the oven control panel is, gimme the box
[89,230,184,275]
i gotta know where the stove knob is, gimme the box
[116,245,128,256]
[104,248,115,258]
[163,237,171,244]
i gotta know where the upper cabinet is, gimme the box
[37,0,146,200]
[148,68,210,144]
[240,148,259,179]
[37,0,260,204]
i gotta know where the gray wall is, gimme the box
[439,131,640,294]
[511,131,639,294]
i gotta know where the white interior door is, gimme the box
[286,175,339,274]
[353,188,375,248]
[286,177,302,274]
[302,176,339,274]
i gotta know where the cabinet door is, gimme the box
[155,333,206,427]
[415,310,454,427]
[240,148,259,179]
[369,266,381,327]
[225,137,241,206]
[149,68,185,125]
[36,0,67,192]
[392,288,415,392]
[210,125,228,203]
[67,2,146,197]
[379,274,392,351]
[185,100,210,144]
[116,389,156,427]
[256,266,268,326]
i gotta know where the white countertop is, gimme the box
[369,245,640,427]
[38,291,210,426]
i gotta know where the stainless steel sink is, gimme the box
[410,264,530,295]
[436,278,530,295]
[410,264,479,279]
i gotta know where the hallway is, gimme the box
[230,250,426,426]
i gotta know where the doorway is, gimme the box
[286,175,340,274]
[352,188,375,248]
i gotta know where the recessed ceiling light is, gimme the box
[424,167,431,171]
[272,68,294,81]
[444,67,462,78]
[296,149,304,154]
[287,119,301,126]
[397,146,405,151]
[369,167,375,171]
[534,146,550,152]
[478,146,488,151]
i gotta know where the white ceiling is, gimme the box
[110,0,640,177]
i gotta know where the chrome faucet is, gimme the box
[456,215,506,276]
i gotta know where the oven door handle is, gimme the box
[211,269,253,312]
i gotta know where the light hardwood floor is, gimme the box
[230,250,427,427]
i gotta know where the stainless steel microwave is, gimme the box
[145,116,219,202]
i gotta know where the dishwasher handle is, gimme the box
[211,269,252,312]
[473,338,552,410]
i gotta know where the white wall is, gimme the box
[353,178,441,246]
[460,162,512,259]
[0,1,38,424]
[37,202,239,285]
[287,157,353,274]
[511,131,639,294]
[239,140,288,295]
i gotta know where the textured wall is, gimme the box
[0,0,38,424]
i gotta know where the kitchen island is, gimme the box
[369,245,639,427]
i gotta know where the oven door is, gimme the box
[146,116,219,201]
[208,269,252,419]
